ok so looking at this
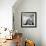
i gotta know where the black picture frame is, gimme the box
[21,12,37,28]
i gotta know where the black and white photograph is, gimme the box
[21,12,37,28]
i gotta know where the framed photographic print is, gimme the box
[21,12,37,28]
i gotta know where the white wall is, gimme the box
[13,0,46,46]
[40,0,46,46]
[0,0,16,30]
[13,0,41,46]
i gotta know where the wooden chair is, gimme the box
[14,33,23,46]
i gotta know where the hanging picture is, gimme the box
[21,12,37,28]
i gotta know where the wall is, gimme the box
[40,0,46,46]
[0,0,16,30]
[13,0,41,46]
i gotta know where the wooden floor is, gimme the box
[0,39,16,46]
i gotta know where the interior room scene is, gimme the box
[0,0,46,46]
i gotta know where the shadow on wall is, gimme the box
[12,0,24,10]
